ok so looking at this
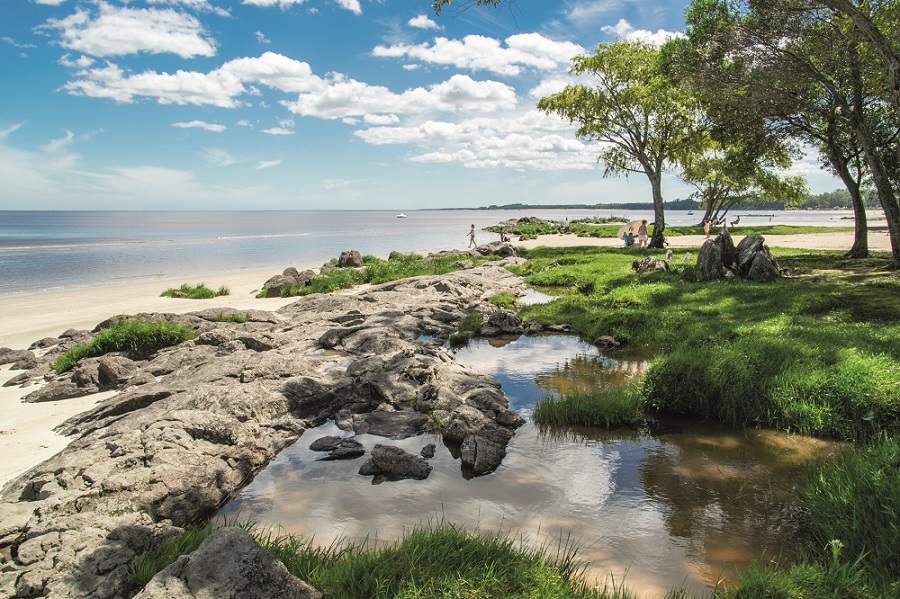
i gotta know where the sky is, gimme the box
[1,0,842,210]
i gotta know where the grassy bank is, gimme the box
[509,244,899,597]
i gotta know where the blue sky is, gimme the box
[1,0,840,210]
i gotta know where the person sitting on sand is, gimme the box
[623,231,635,247]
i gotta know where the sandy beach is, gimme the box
[0,228,891,488]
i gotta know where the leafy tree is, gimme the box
[681,141,807,226]
[673,0,900,267]
[537,41,706,248]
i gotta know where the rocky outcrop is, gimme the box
[262,268,316,298]
[632,256,669,274]
[0,264,526,599]
[134,527,322,599]
[337,250,363,268]
[696,230,781,282]
[0,348,34,366]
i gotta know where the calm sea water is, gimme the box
[0,209,859,296]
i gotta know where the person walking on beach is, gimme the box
[468,224,477,248]
[636,220,648,247]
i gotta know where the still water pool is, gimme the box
[220,335,838,597]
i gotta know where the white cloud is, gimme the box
[255,30,270,44]
[601,19,682,46]
[284,73,517,119]
[172,120,226,132]
[373,33,584,76]
[236,119,253,127]
[59,53,95,68]
[408,15,440,30]
[261,127,295,135]
[146,0,231,15]
[355,110,597,170]
[201,147,236,165]
[40,2,217,58]
[0,124,23,141]
[32,0,67,5]
[256,159,282,169]
[2,36,38,49]
[42,130,75,153]
[363,113,399,125]
[402,64,419,71]
[242,0,361,13]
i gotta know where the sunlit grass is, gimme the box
[160,282,229,299]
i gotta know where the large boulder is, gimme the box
[632,256,670,274]
[0,348,33,366]
[337,250,363,268]
[135,527,322,599]
[358,444,433,480]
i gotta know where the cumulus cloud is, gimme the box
[284,73,516,119]
[261,127,294,135]
[172,120,226,132]
[255,30,270,44]
[32,0,67,5]
[39,2,217,58]
[355,110,597,170]
[372,33,584,76]
[408,15,440,30]
[242,0,361,13]
[363,113,399,125]
[601,19,682,46]
[59,53,94,68]
[256,159,282,169]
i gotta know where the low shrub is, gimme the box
[50,319,197,372]
[160,283,229,299]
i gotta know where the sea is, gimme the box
[0,209,864,297]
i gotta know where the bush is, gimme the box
[160,283,229,299]
[50,319,197,372]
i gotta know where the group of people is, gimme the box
[623,219,649,247]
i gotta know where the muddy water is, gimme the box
[219,335,838,598]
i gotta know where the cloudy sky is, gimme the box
[2,0,840,210]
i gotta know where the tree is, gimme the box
[537,41,706,248]
[672,0,900,267]
[681,142,807,226]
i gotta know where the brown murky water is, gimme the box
[219,335,839,598]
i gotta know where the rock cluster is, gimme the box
[695,230,781,282]
[0,264,526,599]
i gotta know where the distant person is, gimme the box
[468,224,477,248]
[704,219,712,239]
[637,220,648,247]
[730,215,741,227]
[623,231,635,247]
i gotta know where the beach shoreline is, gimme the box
[0,228,892,488]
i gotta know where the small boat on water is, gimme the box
[396,213,408,218]
[687,211,694,215]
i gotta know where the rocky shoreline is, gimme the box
[0,260,533,598]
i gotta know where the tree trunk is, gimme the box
[825,148,868,257]
[647,169,667,248]
[855,124,900,267]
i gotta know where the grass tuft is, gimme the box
[160,283,229,299]
[50,319,197,372]
[533,388,644,429]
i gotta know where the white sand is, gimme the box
[0,229,893,488]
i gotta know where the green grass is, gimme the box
[262,253,494,298]
[49,319,197,372]
[160,283,229,299]
[533,388,644,429]
[127,522,213,588]
[258,523,642,599]
[490,291,518,309]
[514,246,900,442]
[208,312,250,323]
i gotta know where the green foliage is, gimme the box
[457,311,484,334]
[127,523,213,589]
[516,246,900,441]
[799,435,900,590]
[533,388,644,429]
[258,522,638,599]
[208,312,250,323]
[489,292,518,309]
[50,319,197,372]
[160,283,229,299]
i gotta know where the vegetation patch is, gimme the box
[208,312,250,323]
[258,523,640,599]
[127,522,213,589]
[50,319,197,372]
[160,283,229,299]
[533,388,644,429]
[489,291,518,309]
